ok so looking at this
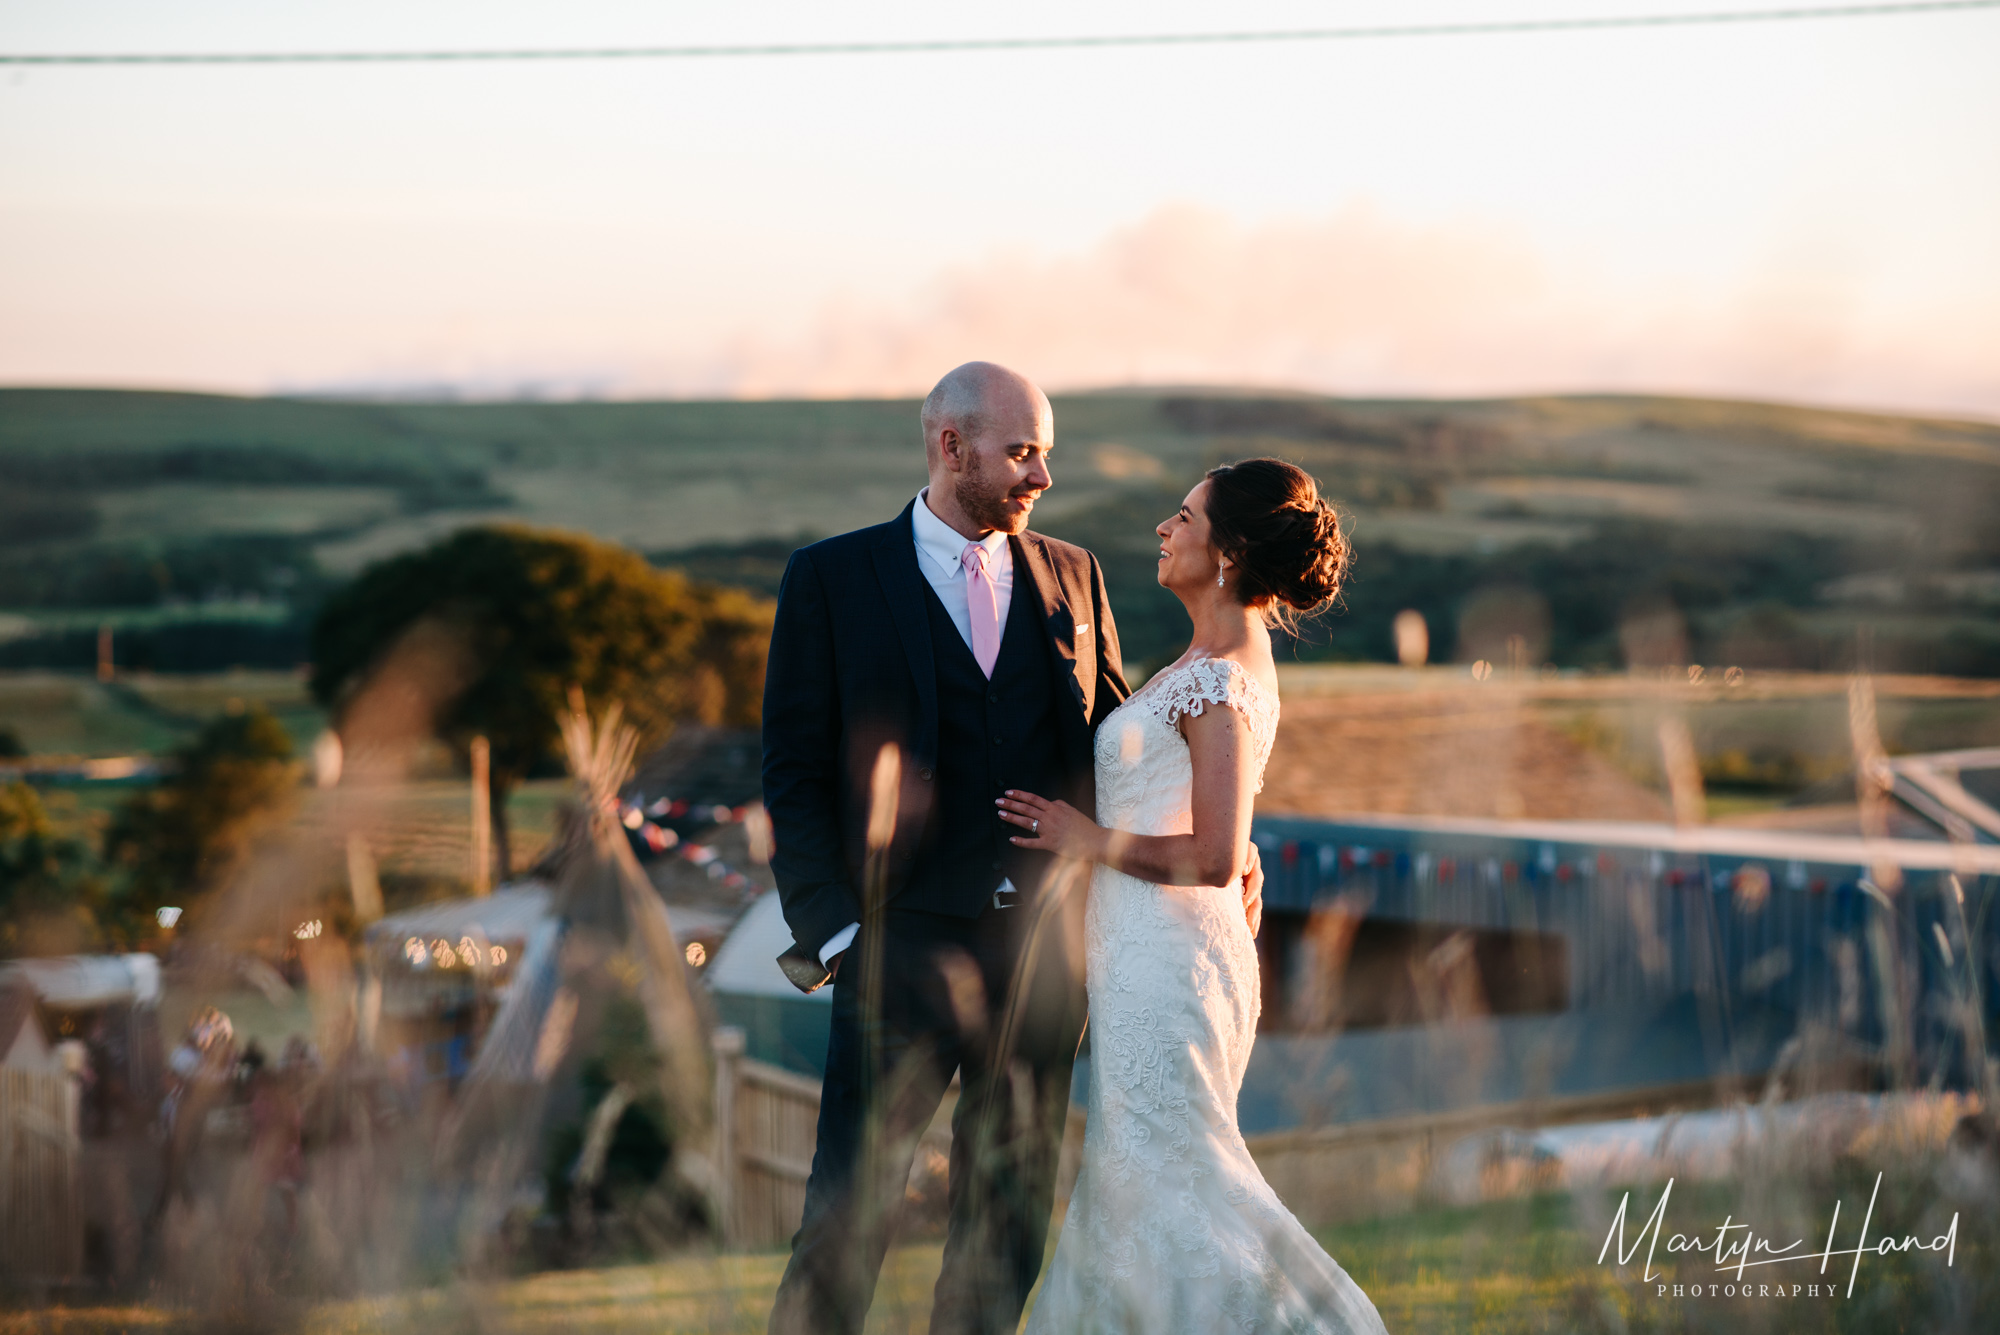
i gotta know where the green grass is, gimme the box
[283,776,573,892]
[0,670,323,758]
[0,603,293,635]
[4,386,1994,571]
[151,985,318,1057]
[9,1174,1988,1335]
[3,385,1997,676]
[0,390,1199,567]
[0,672,579,874]
[1548,685,2000,801]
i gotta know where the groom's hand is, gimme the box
[1241,842,1264,938]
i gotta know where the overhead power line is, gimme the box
[2,1,1995,67]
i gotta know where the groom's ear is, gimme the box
[936,425,965,471]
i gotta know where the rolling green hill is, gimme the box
[2,387,1996,676]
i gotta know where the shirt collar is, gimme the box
[914,488,1006,579]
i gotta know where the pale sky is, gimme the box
[2,1,1997,417]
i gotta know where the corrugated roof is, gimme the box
[365,883,553,946]
[0,954,161,1008]
[363,882,740,956]
[1271,811,2000,872]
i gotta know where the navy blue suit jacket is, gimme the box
[761,501,1131,961]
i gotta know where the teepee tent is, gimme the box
[449,696,718,1226]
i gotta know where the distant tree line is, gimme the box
[0,533,329,673]
[0,619,314,674]
[648,495,2000,679]
[0,534,327,609]
[0,489,100,546]
[4,442,505,508]
[1055,492,2000,676]
[0,441,510,669]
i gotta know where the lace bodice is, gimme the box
[1028,653,1386,1334]
[1092,657,1280,838]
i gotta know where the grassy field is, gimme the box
[1525,672,2000,802]
[5,1175,1986,1335]
[0,670,324,758]
[3,387,1997,675]
[0,667,573,891]
[2,388,1996,821]
[1266,665,2000,824]
[10,665,2000,854]
[4,388,1995,562]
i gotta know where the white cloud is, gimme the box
[663,204,1998,418]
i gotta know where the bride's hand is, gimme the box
[996,790,1100,861]
[1240,841,1264,937]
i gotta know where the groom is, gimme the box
[761,362,1129,1335]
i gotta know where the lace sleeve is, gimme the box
[1157,658,1251,727]
[1152,658,1279,793]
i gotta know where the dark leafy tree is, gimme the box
[104,707,299,934]
[309,525,773,878]
[0,782,106,957]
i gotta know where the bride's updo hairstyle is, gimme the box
[1203,458,1349,624]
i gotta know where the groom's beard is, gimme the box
[956,454,1037,535]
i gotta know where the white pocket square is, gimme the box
[1075,622,1091,636]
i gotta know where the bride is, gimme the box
[997,459,1388,1334]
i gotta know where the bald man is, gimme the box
[762,362,1130,1334]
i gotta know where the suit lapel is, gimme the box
[871,504,939,764]
[1013,534,1093,725]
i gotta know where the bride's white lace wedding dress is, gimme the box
[1026,657,1388,1334]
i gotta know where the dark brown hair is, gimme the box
[1203,458,1348,622]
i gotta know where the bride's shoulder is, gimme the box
[1157,656,1278,725]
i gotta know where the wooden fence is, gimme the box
[1240,1078,1727,1226]
[711,1027,822,1249]
[0,1067,82,1286]
[707,1027,1019,1251]
[705,1024,1743,1247]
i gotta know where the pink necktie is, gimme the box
[960,541,1002,678]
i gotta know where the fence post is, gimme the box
[712,1025,746,1249]
[61,1070,81,1277]
[0,1076,13,1229]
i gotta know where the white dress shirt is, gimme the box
[820,490,1017,967]
[911,486,1014,646]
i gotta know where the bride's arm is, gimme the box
[996,704,1256,889]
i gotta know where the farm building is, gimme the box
[362,883,735,1090]
[708,814,2000,1125]
[0,953,164,1098]
[701,741,2000,1134]
[1234,813,2000,1133]
[0,953,165,1287]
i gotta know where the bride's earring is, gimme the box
[1216,564,1227,589]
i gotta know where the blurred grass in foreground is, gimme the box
[7,1169,1987,1335]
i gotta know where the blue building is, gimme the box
[704,752,2000,1136]
[1237,814,1999,1134]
